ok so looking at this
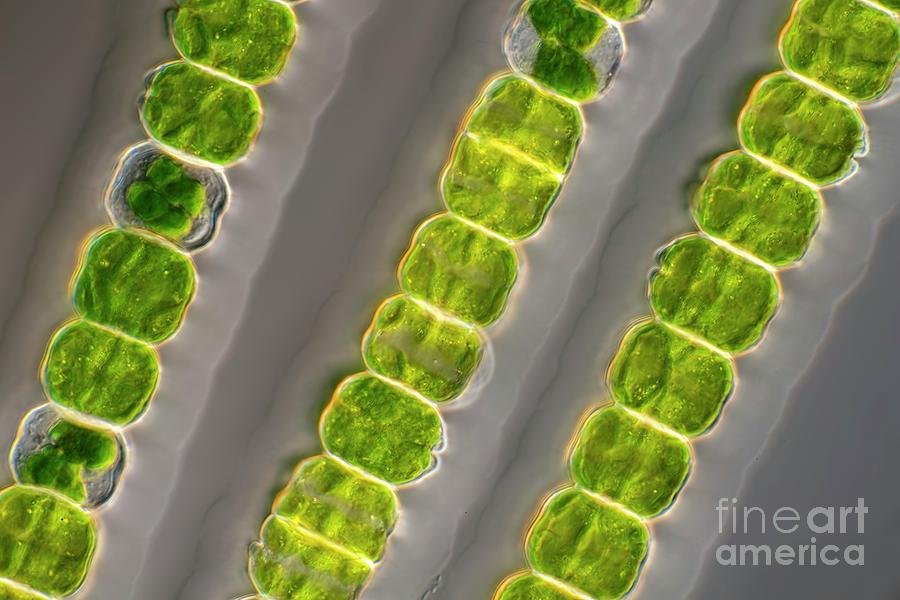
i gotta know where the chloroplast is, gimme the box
[608,320,734,436]
[399,215,518,327]
[142,61,262,165]
[320,374,442,485]
[739,72,866,185]
[173,0,297,85]
[250,516,370,600]
[0,581,45,600]
[275,455,397,562]
[526,488,647,599]
[650,235,778,353]
[692,151,821,266]
[126,155,206,240]
[0,486,95,597]
[363,295,483,402]
[496,573,579,600]
[781,0,900,102]
[583,0,649,22]
[43,320,159,426]
[73,229,196,343]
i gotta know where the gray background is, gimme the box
[1,0,899,598]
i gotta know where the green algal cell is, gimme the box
[466,76,583,173]
[399,215,517,327]
[363,295,483,402]
[650,235,778,353]
[739,72,866,185]
[583,0,649,22]
[173,0,297,85]
[0,487,95,597]
[780,0,900,102]
[44,320,160,425]
[0,581,45,600]
[142,61,262,165]
[609,320,734,437]
[126,155,206,240]
[526,488,647,599]
[496,573,579,600]
[570,406,691,517]
[528,0,606,50]
[691,152,822,267]
[320,374,442,485]
[275,455,397,562]
[532,42,600,102]
[73,229,196,343]
[250,516,370,600]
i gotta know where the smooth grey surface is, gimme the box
[1,0,900,599]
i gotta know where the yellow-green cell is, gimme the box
[126,155,205,240]
[142,61,262,165]
[570,406,691,517]
[780,0,900,102]
[275,455,397,562]
[250,516,370,600]
[650,235,778,353]
[609,320,734,437]
[0,581,45,600]
[320,374,442,485]
[526,488,647,599]
[443,135,561,240]
[496,573,580,600]
[583,0,649,22]
[691,152,822,267]
[0,487,95,597]
[466,76,583,173]
[44,320,160,425]
[363,295,482,402]
[739,73,866,185]
[73,229,196,343]
[173,0,297,85]
[399,215,517,327]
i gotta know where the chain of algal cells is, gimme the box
[0,2,300,598]
[489,1,900,599]
[240,1,658,599]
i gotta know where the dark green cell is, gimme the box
[142,61,262,165]
[650,235,779,353]
[250,516,370,600]
[173,0,297,85]
[44,320,160,426]
[496,573,579,600]
[399,215,518,327]
[363,295,483,402]
[275,455,397,562]
[0,581,45,600]
[320,374,442,485]
[126,155,206,240]
[609,320,734,437]
[526,488,647,599]
[781,0,900,102]
[570,406,691,517]
[531,42,599,102]
[583,0,648,22]
[73,229,196,343]
[467,76,583,173]
[528,0,606,50]
[692,151,822,266]
[0,486,95,597]
[739,72,866,185]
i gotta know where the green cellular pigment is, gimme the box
[44,320,160,426]
[739,72,866,185]
[18,421,117,504]
[443,135,561,240]
[650,235,778,353]
[173,0,297,85]
[531,42,599,102]
[0,581,45,600]
[320,374,442,485]
[250,516,370,600]
[363,295,483,403]
[467,76,583,173]
[275,455,397,562]
[527,0,606,51]
[496,573,579,600]
[583,0,647,22]
[692,152,821,267]
[608,320,734,437]
[526,488,647,599]
[570,406,691,517]
[780,0,900,102]
[399,215,518,327]
[0,486,95,597]
[125,155,205,240]
[142,61,262,165]
[73,229,196,343]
